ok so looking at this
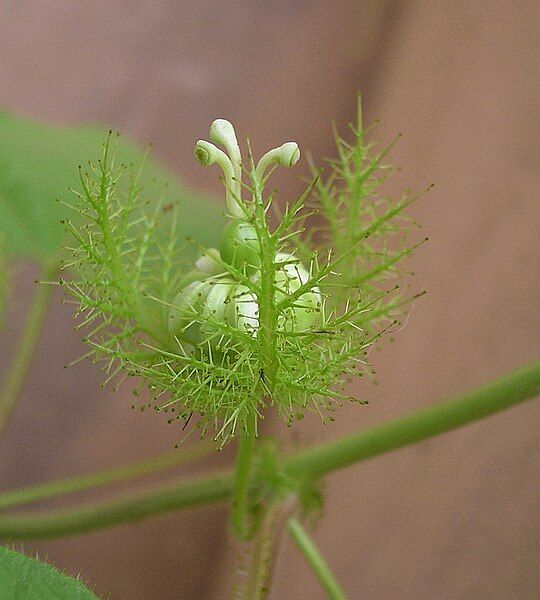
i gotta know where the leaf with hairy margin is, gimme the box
[0,546,99,599]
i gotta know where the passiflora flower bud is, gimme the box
[195,248,223,276]
[274,252,309,293]
[168,280,211,344]
[281,287,321,332]
[200,278,236,348]
[168,247,320,347]
[220,220,261,274]
[65,110,420,445]
[274,252,321,332]
[229,283,259,336]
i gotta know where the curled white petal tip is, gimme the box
[194,140,222,166]
[209,119,242,175]
[196,120,300,217]
[280,142,301,166]
[209,119,237,146]
[255,141,301,181]
[194,139,241,216]
[208,119,243,211]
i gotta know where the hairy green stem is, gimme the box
[252,166,278,390]
[244,496,294,599]
[0,362,537,540]
[287,517,347,600]
[230,164,276,541]
[0,262,58,435]
[232,420,256,540]
[0,439,215,511]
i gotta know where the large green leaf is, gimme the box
[0,239,7,328]
[0,546,99,599]
[0,112,225,263]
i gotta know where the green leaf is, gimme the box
[0,240,7,329]
[0,546,99,599]
[0,112,225,263]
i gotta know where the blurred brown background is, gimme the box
[1,1,539,598]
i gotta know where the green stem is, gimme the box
[0,362,537,540]
[287,517,347,600]
[232,419,256,540]
[284,361,540,480]
[0,262,58,435]
[0,439,215,511]
[244,496,294,599]
[0,470,233,540]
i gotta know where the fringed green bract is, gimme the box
[61,105,425,444]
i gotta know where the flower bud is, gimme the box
[195,248,223,276]
[200,278,236,348]
[230,283,259,336]
[168,280,211,344]
[274,252,321,332]
[220,220,261,275]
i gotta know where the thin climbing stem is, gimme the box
[0,362,537,540]
[284,361,540,481]
[0,261,59,435]
[0,439,215,511]
[0,469,234,540]
[287,517,347,600]
[232,418,257,540]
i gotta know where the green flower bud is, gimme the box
[220,220,261,274]
[169,249,320,348]
[274,252,309,294]
[195,248,223,276]
[229,283,259,336]
[274,252,321,332]
[200,278,236,348]
[283,288,321,332]
[168,280,211,344]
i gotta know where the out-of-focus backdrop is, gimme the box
[1,1,538,598]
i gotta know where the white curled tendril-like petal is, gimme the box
[195,120,300,216]
[194,140,243,218]
[210,119,242,201]
[255,142,300,183]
